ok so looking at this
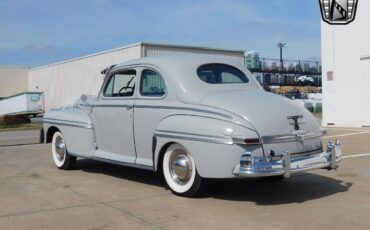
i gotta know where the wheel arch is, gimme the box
[154,141,176,172]
[46,126,61,143]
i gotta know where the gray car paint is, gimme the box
[43,55,322,178]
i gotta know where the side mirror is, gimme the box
[80,94,87,102]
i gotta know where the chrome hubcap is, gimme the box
[55,136,66,162]
[169,152,192,185]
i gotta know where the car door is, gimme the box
[91,68,137,163]
[134,68,167,167]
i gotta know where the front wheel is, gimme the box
[162,144,203,197]
[52,131,76,170]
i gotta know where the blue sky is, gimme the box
[0,0,322,67]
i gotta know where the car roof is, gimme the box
[111,54,262,104]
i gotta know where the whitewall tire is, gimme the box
[162,143,203,197]
[52,131,76,170]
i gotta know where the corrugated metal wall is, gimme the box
[28,44,141,111]
[143,44,245,64]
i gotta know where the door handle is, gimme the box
[126,106,133,110]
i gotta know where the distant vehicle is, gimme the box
[296,75,314,83]
[42,56,342,197]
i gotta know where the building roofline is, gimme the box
[0,66,30,69]
[246,50,259,54]
[29,42,142,72]
[29,42,245,72]
[140,42,245,54]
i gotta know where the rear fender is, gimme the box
[153,115,263,178]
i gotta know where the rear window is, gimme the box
[197,64,249,84]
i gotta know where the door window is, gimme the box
[103,70,136,97]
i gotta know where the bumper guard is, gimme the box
[233,139,342,178]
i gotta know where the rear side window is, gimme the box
[140,70,166,96]
[197,64,249,84]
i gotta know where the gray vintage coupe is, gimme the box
[42,55,342,197]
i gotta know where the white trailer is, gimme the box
[0,92,44,116]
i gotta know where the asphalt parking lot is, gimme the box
[0,128,370,229]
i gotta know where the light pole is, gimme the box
[277,42,286,70]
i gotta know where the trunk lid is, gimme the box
[200,89,323,156]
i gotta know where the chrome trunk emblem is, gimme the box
[292,130,307,147]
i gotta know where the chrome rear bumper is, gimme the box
[233,140,342,178]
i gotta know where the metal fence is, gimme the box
[247,58,321,75]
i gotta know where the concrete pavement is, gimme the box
[0,128,369,229]
[0,129,40,146]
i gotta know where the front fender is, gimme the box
[44,107,93,127]
[43,107,95,157]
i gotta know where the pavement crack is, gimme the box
[102,202,166,230]
[0,202,101,219]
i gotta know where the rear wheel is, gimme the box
[52,131,76,170]
[162,143,203,197]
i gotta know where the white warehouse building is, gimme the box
[28,42,245,111]
[321,1,370,127]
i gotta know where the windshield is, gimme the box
[197,64,249,84]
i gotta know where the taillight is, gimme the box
[243,138,261,145]
[232,137,261,145]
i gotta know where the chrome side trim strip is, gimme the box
[93,104,132,108]
[43,120,93,129]
[91,156,153,171]
[93,104,232,119]
[155,129,222,139]
[154,132,233,145]
[44,117,91,125]
[262,132,322,144]
[136,105,233,120]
